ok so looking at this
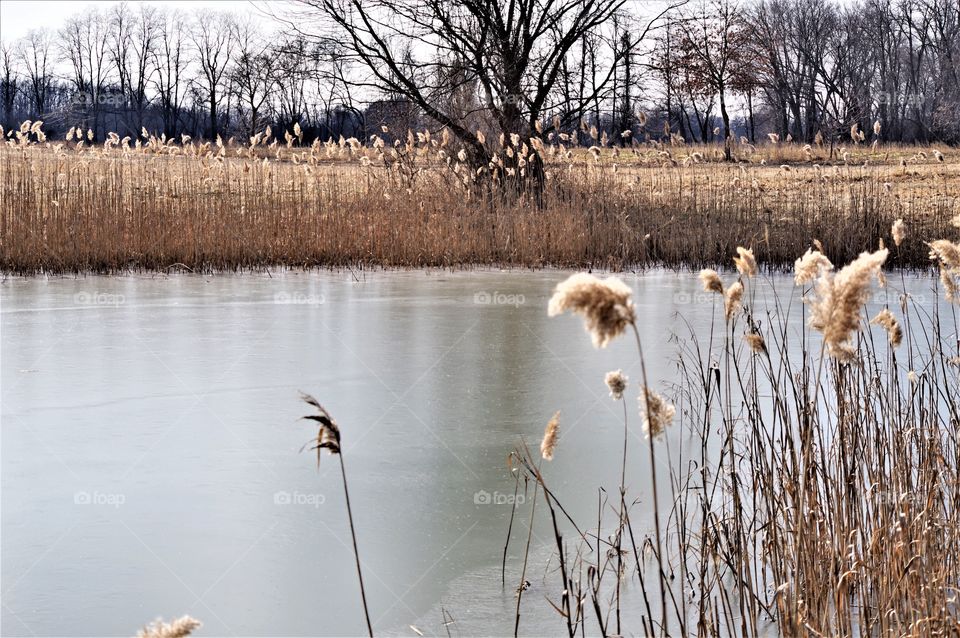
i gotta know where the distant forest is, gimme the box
[1,0,958,145]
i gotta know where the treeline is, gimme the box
[1,0,957,145]
[0,5,369,142]
[651,0,960,145]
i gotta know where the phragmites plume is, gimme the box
[871,308,902,347]
[724,281,744,321]
[300,392,341,468]
[807,248,889,359]
[699,269,724,294]
[639,387,675,439]
[767,133,779,144]
[892,219,907,247]
[734,246,758,278]
[605,370,627,400]
[873,120,882,136]
[136,616,202,638]
[929,239,960,302]
[541,411,560,460]
[548,274,636,348]
[794,248,834,285]
[929,239,960,269]
[744,331,766,353]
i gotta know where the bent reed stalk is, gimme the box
[299,393,374,638]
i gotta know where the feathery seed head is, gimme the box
[136,615,202,638]
[808,248,889,359]
[892,219,906,247]
[699,269,724,294]
[871,309,902,347]
[734,247,757,278]
[744,331,766,353]
[639,387,675,439]
[548,274,636,348]
[794,249,833,285]
[605,370,627,400]
[724,281,744,321]
[541,411,560,460]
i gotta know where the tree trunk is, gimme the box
[719,88,732,161]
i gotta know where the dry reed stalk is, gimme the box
[300,394,374,637]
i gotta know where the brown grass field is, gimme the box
[1,122,957,273]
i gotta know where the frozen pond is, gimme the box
[0,269,938,636]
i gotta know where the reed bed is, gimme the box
[1,121,957,274]
[502,224,960,636]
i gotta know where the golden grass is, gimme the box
[1,123,957,273]
[510,237,960,636]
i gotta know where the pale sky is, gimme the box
[0,0,272,42]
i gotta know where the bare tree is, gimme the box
[675,0,753,158]
[60,10,112,136]
[230,16,274,137]
[272,36,313,130]
[17,29,54,117]
[286,0,678,186]
[152,8,188,137]
[0,42,19,129]
[189,10,235,138]
[109,3,159,134]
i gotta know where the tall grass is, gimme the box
[512,223,960,635]
[1,121,956,273]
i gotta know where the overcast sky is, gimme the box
[0,0,272,42]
